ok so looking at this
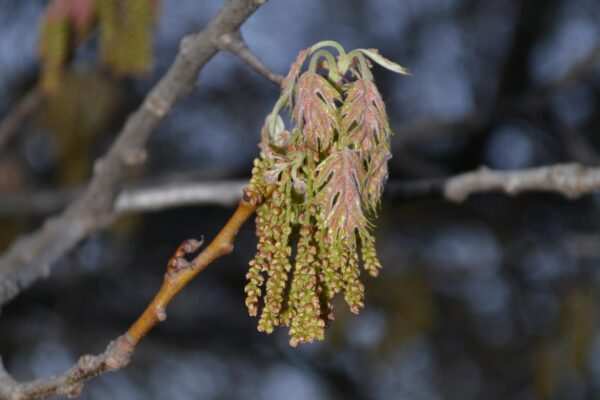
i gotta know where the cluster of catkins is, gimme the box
[246,41,408,346]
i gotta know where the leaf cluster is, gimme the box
[247,42,408,346]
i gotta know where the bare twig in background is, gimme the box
[0,88,41,151]
[218,31,284,85]
[384,164,600,202]
[4,162,600,218]
[444,163,600,202]
[0,180,247,217]
[0,190,259,400]
[550,42,600,90]
[115,180,247,212]
[0,0,269,310]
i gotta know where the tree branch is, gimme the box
[4,162,600,219]
[0,0,268,310]
[217,31,284,85]
[0,88,41,151]
[0,189,260,400]
[114,180,247,212]
[0,180,248,217]
[444,163,600,202]
[385,164,600,203]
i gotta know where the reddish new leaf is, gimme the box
[47,0,96,34]
[281,48,309,96]
[293,71,341,151]
[315,148,366,240]
[341,78,390,158]
[363,146,391,212]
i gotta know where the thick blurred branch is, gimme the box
[0,191,259,400]
[218,31,284,85]
[0,0,268,309]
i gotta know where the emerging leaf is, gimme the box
[358,49,411,75]
[363,146,392,212]
[261,147,291,185]
[341,78,390,158]
[293,71,341,151]
[315,148,367,240]
[281,48,309,97]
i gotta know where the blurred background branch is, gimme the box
[0,180,247,218]
[0,88,41,151]
[0,0,270,311]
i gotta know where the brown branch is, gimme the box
[0,0,268,310]
[217,31,284,85]
[444,163,600,202]
[0,190,260,400]
[0,88,41,151]
[0,337,134,400]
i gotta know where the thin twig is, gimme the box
[0,0,268,309]
[0,88,41,151]
[550,41,600,90]
[0,180,247,217]
[114,180,247,212]
[217,31,284,85]
[444,163,600,202]
[384,164,600,202]
[3,161,600,218]
[0,190,260,400]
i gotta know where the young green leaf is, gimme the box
[358,49,411,75]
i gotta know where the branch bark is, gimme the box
[0,0,268,310]
[385,164,600,202]
[444,163,600,202]
[0,180,248,217]
[3,162,599,218]
[0,190,260,400]
[217,31,284,85]
[0,88,41,151]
